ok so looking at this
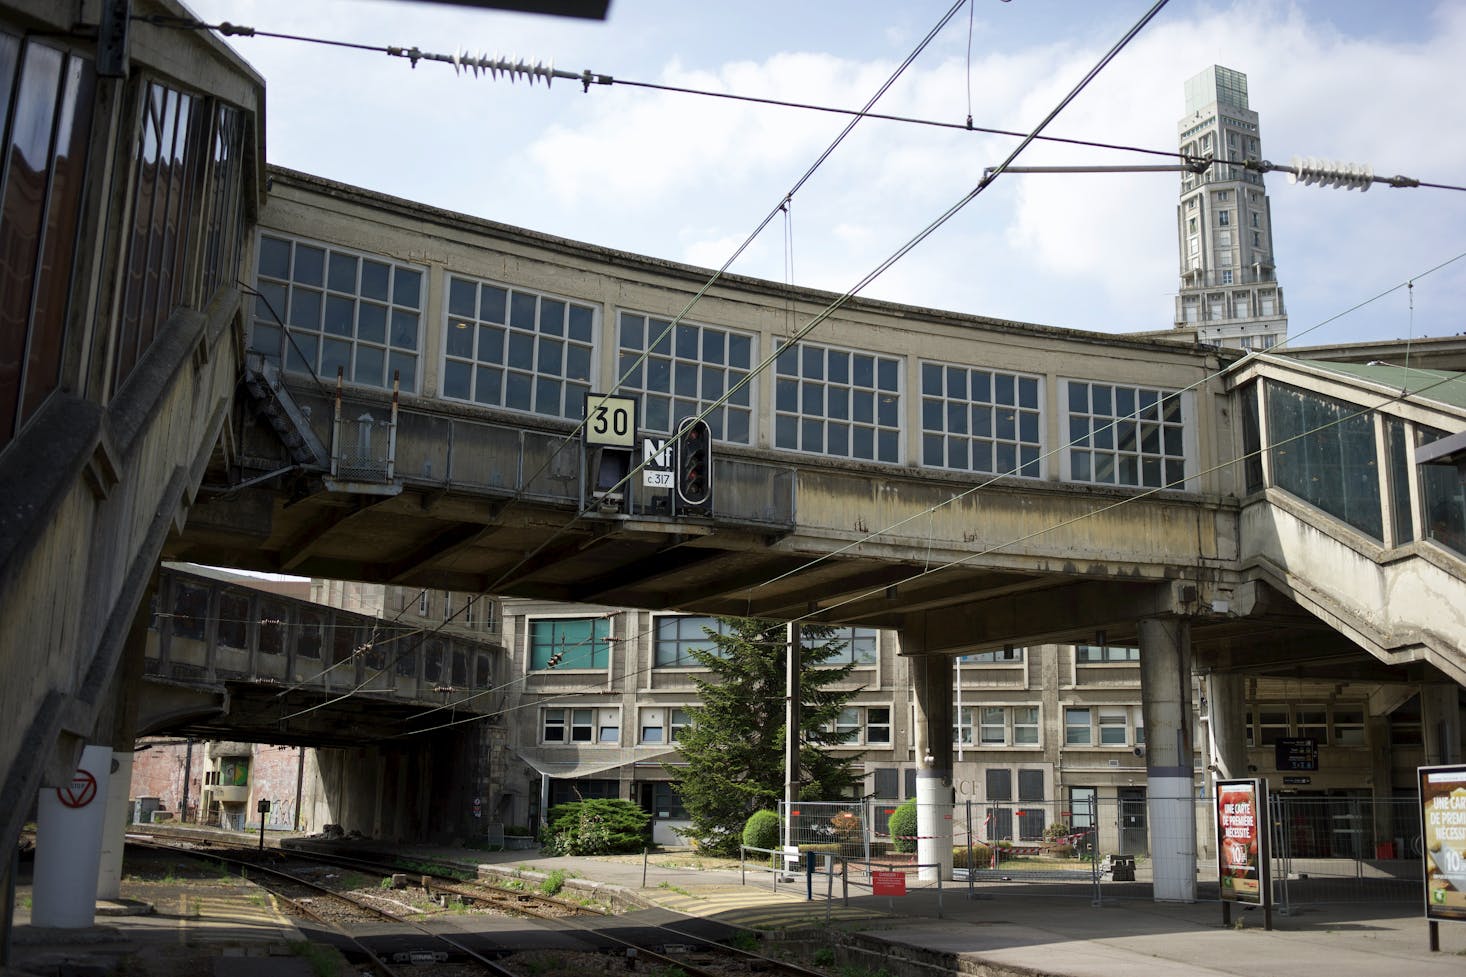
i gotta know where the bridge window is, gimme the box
[530,617,611,670]
[170,581,209,641]
[0,35,95,450]
[474,651,492,688]
[217,592,249,650]
[653,615,731,667]
[1418,425,1466,558]
[1266,384,1382,539]
[296,609,323,660]
[616,311,754,443]
[257,599,287,655]
[253,234,424,393]
[920,363,1041,477]
[441,274,595,419]
[774,341,900,463]
[1064,381,1186,489]
[815,626,878,666]
[422,638,445,684]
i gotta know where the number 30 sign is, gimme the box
[585,393,636,448]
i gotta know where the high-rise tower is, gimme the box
[1175,66,1287,350]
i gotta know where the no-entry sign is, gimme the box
[56,769,98,809]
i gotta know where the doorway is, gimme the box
[1118,786,1148,855]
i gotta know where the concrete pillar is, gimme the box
[1366,713,1395,850]
[911,653,954,881]
[96,752,132,900]
[1204,672,1247,782]
[1421,683,1463,765]
[1138,617,1196,902]
[32,745,113,927]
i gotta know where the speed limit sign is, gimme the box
[584,393,636,448]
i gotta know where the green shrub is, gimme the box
[742,809,782,852]
[540,799,649,856]
[887,800,917,854]
[538,869,566,896]
[951,842,993,868]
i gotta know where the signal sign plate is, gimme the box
[585,393,636,448]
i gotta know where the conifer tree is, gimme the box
[668,617,863,854]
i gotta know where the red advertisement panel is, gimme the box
[1419,764,1466,924]
[1216,778,1267,905]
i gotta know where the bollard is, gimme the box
[642,847,648,889]
[806,851,814,901]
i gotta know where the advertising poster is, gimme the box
[1419,764,1466,923]
[1216,778,1267,905]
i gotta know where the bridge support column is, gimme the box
[1139,617,1196,902]
[911,653,954,881]
[1421,683,1463,765]
[1204,672,1247,782]
[31,744,113,928]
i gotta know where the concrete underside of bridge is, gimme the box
[164,390,1415,683]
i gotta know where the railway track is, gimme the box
[132,832,842,977]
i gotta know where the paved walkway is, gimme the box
[453,844,1466,977]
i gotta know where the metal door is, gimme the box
[1118,786,1148,855]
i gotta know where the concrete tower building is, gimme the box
[1175,66,1287,350]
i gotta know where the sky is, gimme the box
[184,0,1466,348]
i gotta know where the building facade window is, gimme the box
[1256,707,1289,746]
[818,626,879,665]
[1065,381,1187,489]
[650,781,688,820]
[1076,645,1139,663]
[775,340,900,463]
[1221,270,1234,285]
[543,706,619,744]
[616,311,754,442]
[1098,706,1129,745]
[866,706,891,745]
[980,707,1006,745]
[442,274,595,417]
[1013,706,1039,745]
[254,233,425,392]
[639,707,690,744]
[529,617,611,670]
[653,614,732,667]
[1218,210,1230,226]
[920,362,1041,476]
[1064,707,1092,745]
[1332,707,1365,746]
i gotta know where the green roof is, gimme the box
[1280,357,1466,412]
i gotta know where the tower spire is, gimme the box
[1175,66,1287,350]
